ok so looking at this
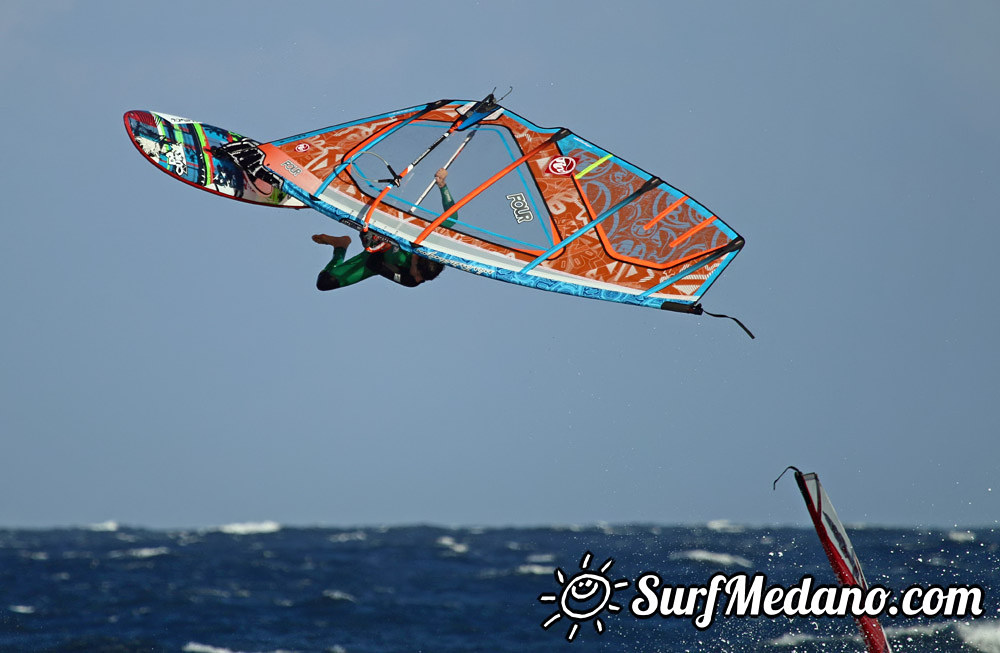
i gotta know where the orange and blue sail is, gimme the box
[258,98,749,332]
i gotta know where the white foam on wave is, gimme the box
[768,632,816,646]
[183,642,300,653]
[110,547,170,559]
[768,631,854,647]
[329,530,367,543]
[958,620,1000,653]
[216,521,282,535]
[670,549,752,568]
[884,621,950,638]
[171,532,204,547]
[322,589,357,603]
[517,563,555,575]
[436,535,469,554]
[183,644,233,653]
[949,530,977,543]
[706,519,745,533]
[88,520,119,532]
[526,553,555,563]
[8,605,35,614]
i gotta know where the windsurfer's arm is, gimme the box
[409,254,423,284]
[435,168,457,228]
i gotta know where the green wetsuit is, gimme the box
[316,184,455,290]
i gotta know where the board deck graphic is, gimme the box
[124,110,304,208]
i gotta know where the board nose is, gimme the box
[123,110,163,159]
[123,110,155,139]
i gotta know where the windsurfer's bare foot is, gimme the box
[312,234,351,248]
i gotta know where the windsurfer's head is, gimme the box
[416,257,444,281]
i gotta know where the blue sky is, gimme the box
[2,1,997,529]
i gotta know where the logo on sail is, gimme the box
[547,156,578,176]
[507,193,534,224]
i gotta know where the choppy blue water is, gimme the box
[1,522,997,652]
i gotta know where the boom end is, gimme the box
[661,302,755,339]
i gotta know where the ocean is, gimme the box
[1,522,997,652]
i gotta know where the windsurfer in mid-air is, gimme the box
[312,168,454,290]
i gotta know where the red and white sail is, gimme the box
[792,469,893,653]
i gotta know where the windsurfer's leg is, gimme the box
[313,234,377,291]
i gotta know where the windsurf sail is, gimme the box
[777,467,893,653]
[255,97,751,335]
